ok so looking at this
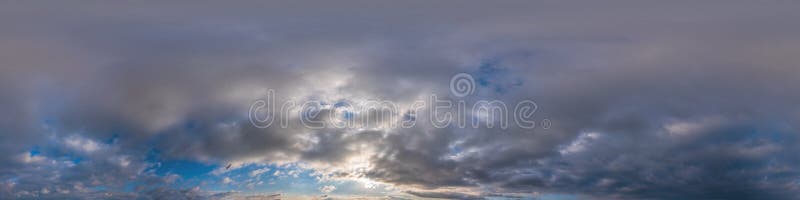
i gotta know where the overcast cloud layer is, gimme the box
[1,1,800,199]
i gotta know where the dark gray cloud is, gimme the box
[1,1,799,199]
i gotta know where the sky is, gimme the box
[1,1,800,200]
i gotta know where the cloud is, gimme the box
[249,167,270,177]
[222,177,234,184]
[0,1,799,199]
[406,190,484,200]
[319,185,337,193]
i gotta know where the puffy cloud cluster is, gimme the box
[1,1,800,199]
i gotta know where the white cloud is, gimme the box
[559,132,600,155]
[319,185,336,193]
[63,135,103,153]
[250,167,270,177]
[222,177,234,184]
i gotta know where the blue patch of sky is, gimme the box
[145,150,217,179]
[29,148,41,156]
[469,56,527,96]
